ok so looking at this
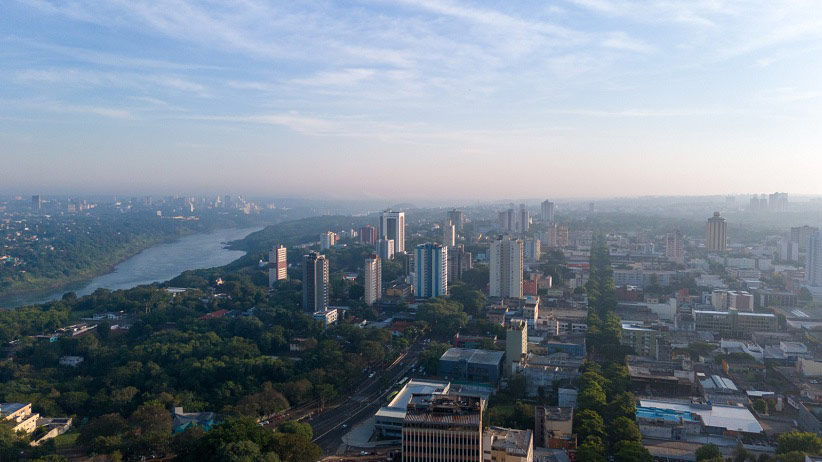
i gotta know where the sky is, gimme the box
[2,0,822,200]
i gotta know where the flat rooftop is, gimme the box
[440,348,505,366]
[639,399,763,434]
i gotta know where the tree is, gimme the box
[607,416,641,447]
[695,443,722,461]
[577,383,606,414]
[777,431,822,455]
[126,403,172,457]
[777,452,807,462]
[574,409,606,443]
[449,283,487,317]
[0,423,28,462]
[576,436,606,462]
[753,399,769,414]
[77,413,129,455]
[613,440,653,462]
[606,392,637,421]
[276,421,313,440]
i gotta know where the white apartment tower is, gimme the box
[807,232,822,287]
[380,210,406,253]
[490,235,524,299]
[443,220,456,247]
[268,245,287,288]
[364,254,382,305]
[541,200,555,222]
[665,230,684,263]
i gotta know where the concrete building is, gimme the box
[518,204,530,234]
[706,212,728,252]
[376,379,451,437]
[439,348,505,385]
[534,406,574,448]
[557,227,569,247]
[780,239,800,262]
[523,238,541,262]
[312,308,338,327]
[499,208,516,233]
[769,192,788,211]
[448,209,466,232]
[666,230,684,263]
[380,210,406,253]
[31,195,41,211]
[402,394,484,462]
[807,231,822,287]
[303,252,329,312]
[621,322,659,357]
[791,225,819,251]
[377,238,395,261]
[268,245,287,288]
[364,254,382,306]
[540,224,558,248]
[506,320,528,376]
[541,200,555,222]
[1,403,39,434]
[359,225,377,245]
[59,355,85,367]
[320,231,336,250]
[490,236,524,299]
[443,220,456,247]
[415,243,448,298]
[482,427,534,462]
[613,269,675,289]
[693,310,777,335]
[448,244,473,282]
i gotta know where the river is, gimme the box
[0,227,261,308]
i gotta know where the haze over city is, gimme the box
[3,0,822,199]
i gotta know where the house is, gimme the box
[172,407,218,433]
[59,356,84,367]
[199,309,229,320]
[1,403,39,434]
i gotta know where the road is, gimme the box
[309,342,425,455]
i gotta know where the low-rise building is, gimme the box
[375,379,450,438]
[1,403,39,434]
[312,308,338,327]
[58,355,85,367]
[534,406,574,449]
[402,393,485,462]
[439,348,505,385]
[637,398,763,438]
[693,309,778,336]
[483,427,534,462]
[172,407,218,433]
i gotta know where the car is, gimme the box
[368,372,375,378]
[360,451,369,456]
[341,423,348,429]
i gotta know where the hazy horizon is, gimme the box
[3,1,822,198]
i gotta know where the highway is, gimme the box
[309,341,425,455]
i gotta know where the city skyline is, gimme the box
[3,1,822,198]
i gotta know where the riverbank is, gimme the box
[0,227,261,308]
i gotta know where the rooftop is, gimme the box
[639,398,763,434]
[440,348,505,366]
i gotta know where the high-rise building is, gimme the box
[414,243,448,298]
[359,225,377,245]
[31,195,41,211]
[302,252,329,312]
[505,320,527,376]
[364,254,382,306]
[779,240,800,262]
[665,230,684,263]
[769,192,788,212]
[523,238,541,262]
[447,244,473,283]
[518,204,530,234]
[499,208,516,232]
[320,231,336,250]
[807,232,822,287]
[558,227,569,247]
[791,225,819,252]
[268,245,287,288]
[377,238,395,261]
[443,220,456,247]
[490,236,523,299]
[380,210,406,253]
[540,224,558,247]
[706,212,727,252]
[448,209,466,232]
[541,200,555,222]
[402,393,484,462]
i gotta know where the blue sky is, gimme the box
[2,0,822,200]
